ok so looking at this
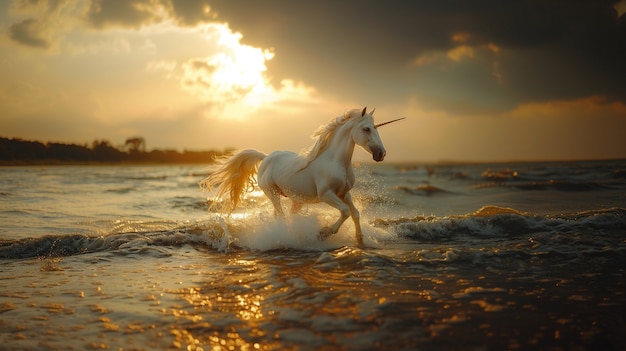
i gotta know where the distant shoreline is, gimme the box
[0,160,217,166]
[0,136,228,166]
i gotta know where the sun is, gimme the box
[148,23,316,119]
[209,45,276,105]
[178,24,278,111]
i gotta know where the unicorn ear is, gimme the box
[371,108,376,115]
[361,107,367,117]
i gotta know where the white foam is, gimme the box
[211,207,394,252]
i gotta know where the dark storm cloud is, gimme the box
[8,18,49,48]
[467,0,626,103]
[209,0,626,107]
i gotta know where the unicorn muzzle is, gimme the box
[372,146,386,162]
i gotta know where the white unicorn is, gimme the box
[200,107,404,247]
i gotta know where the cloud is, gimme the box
[3,0,323,129]
[86,0,164,29]
[210,0,626,110]
[64,36,132,55]
[5,0,89,50]
[440,1,626,104]
[446,45,474,62]
[8,0,624,109]
[3,0,321,113]
[8,18,50,48]
[408,37,509,116]
[168,0,215,25]
[147,23,320,119]
[413,42,489,67]
[178,25,273,103]
[5,0,216,51]
[85,0,217,29]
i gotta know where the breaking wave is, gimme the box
[2,206,624,260]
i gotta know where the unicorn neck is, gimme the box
[325,123,356,165]
[299,116,357,172]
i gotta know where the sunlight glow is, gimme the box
[145,22,318,119]
[190,24,275,105]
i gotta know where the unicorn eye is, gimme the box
[363,127,371,133]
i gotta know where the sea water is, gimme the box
[1,160,625,350]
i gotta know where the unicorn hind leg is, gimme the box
[261,185,285,218]
[290,201,303,214]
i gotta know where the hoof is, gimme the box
[355,232,364,248]
[318,227,333,241]
[356,238,364,248]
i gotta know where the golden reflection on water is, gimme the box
[163,250,409,350]
[167,260,280,351]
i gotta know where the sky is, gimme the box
[1,0,626,162]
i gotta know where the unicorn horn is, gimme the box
[375,117,406,128]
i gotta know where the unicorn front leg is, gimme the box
[343,192,364,247]
[318,190,363,246]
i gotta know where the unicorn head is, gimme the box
[351,107,387,162]
[351,107,406,162]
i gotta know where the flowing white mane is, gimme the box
[300,108,364,169]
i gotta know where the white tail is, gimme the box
[199,149,266,213]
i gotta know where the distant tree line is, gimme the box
[0,136,229,165]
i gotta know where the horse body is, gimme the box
[258,151,319,203]
[200,107,396,247]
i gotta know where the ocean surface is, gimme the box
[1,160,625,350]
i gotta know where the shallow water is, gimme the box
[1,161,625,350]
